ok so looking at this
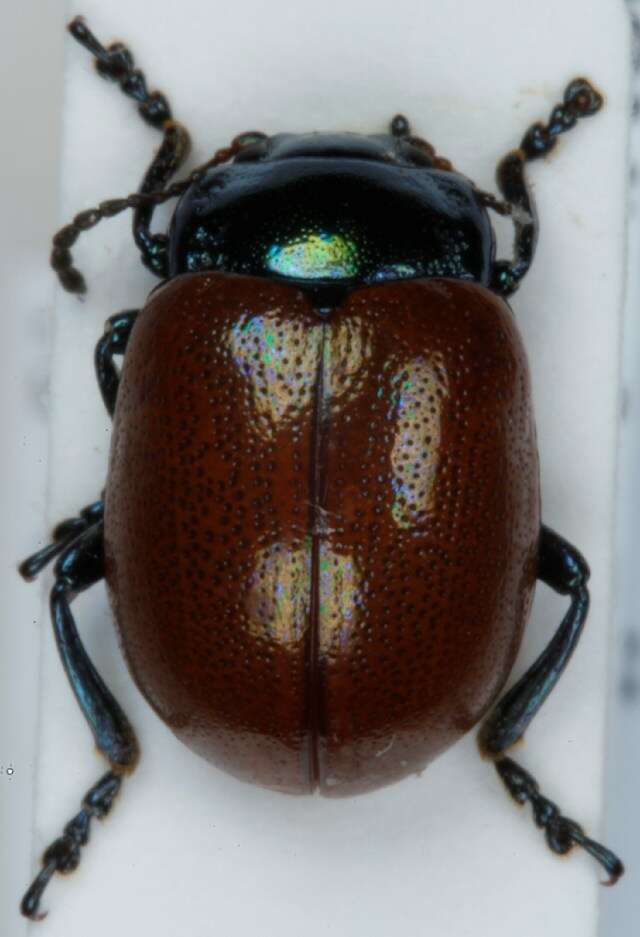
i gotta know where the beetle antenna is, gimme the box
[408,134,454,171]
[490,77,603,296]
[389,113,454,171]
[50,136,253,294]
[66,17,192,284]
[57,16,269,293]
[69,17,176,131]
[390,114,411,137]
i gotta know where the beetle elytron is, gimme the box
[20,15,623,919]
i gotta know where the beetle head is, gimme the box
[234,130,443,169]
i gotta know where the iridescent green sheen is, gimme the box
[171,155,494,288]
[265,231,360,280]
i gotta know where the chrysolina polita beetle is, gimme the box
[19,15,624,920]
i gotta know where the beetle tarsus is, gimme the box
[495,756,624,884]
[21,522,139,918]
[21,771,123,920]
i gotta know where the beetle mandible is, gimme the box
[19,16,624,919]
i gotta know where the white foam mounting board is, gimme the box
[2,1,630,935]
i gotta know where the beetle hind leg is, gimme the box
[21,771,124,920]
[21,521,138,920]
[478,524,624,882]
[494,757,623,885]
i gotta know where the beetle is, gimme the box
[19,16,623,920]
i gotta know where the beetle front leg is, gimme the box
[95,309,138,416]
[21,522,139,920]
[477,525,623,882]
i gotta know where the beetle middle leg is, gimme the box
[20,312,140,913]
[21,521,139,920]
[478,525,624,882]
[20,309,138,580]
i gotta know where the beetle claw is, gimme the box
[20,771,124,921]
[495,757,624,884]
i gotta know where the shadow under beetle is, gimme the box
[20,15,624,919]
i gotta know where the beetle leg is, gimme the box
[19,501,104,581]
[21,521,139,920]
[478,525,624,882]
[95,309,139,416]
[488,77,603,296]
[480,525,590,754]
[494,757,624,885]
[20,309,138,581]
